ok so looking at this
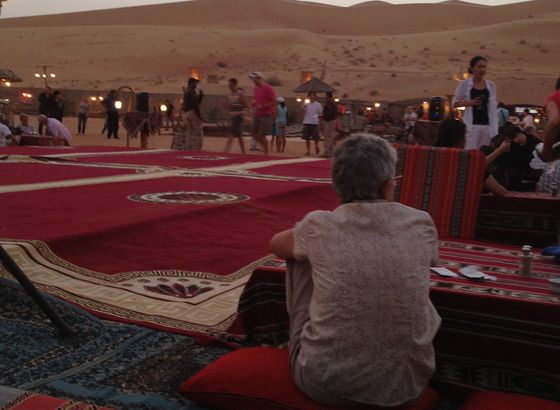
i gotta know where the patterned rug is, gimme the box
[0,239,270,336]
[0,278,229,410]
[0,385,115,409]
[0,148,337,336]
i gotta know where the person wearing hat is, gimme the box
[249,72,276,155]
[275,96,288,152]
[173,77,204,150]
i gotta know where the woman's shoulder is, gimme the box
[389,202,435,223]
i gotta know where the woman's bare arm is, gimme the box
[269,229,295,259]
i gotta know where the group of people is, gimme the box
[264,60,560,409]
[171,72,345,157]
[38,87,65,131]
[443,56,559,194]
[0,111,72,146]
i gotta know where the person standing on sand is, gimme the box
[522,108,534,128]
[164,99,174,130]
[249,72,276,155]
[221,78,247,154]
[403,105,417,135]
[497,102,510,132]
[77,97,90,135]
[102,90,119,139]
[320,92,337,158]
[51,90,65,122]
[37,86,52,135]
[452,56,498,149]
[275,97,288,153]
[173,77,204,150]
[301,91,322,156]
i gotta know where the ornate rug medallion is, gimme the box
[128,191,250,205]
[180,155,229,160]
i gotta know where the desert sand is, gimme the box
[1,0,559,106]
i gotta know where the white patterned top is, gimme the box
[293,200,441,407]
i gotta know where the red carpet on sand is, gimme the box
[0,146,339,335]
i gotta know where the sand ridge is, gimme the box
[0,0,558,104]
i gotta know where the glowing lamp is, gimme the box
[42,74,46,78]
[334,98,340,103]
[5,82,11,87]
[160,104,167,112]
[304,98,310,104]
[296,98,302,103]
[99,96,103,100]
[115,101,123,110]
[90,97,97,101]
[534,118,540,124]
[34,73,41,78]
[50,73,56,78]
[457,106,466,111]
[366,107,372,111]
[374,102,381,108]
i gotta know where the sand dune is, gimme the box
[0,0,558,104]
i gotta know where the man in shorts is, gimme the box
[249,72,276,155]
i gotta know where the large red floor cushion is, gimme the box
[461,391,560,409]
[180,347,440,410]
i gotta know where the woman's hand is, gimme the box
[470,97,482,107]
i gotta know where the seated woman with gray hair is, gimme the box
[269,134,441,408]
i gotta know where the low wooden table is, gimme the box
[476,192,560,247]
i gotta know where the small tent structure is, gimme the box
[293,77,336,94]
[0,68,22,85]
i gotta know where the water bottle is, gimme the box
[519,245,533,276]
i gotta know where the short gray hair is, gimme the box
[331,134,397,203]
[38,114,48,123]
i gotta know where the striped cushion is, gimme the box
[394,145,485,239]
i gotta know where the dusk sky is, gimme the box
[0,0,528,19]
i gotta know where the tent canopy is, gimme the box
[0,68,22,83]
[293,77,336,94]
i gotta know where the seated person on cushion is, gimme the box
[269,134,441,408]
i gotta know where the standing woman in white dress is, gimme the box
[452,56,498,149]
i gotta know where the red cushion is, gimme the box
[180,347,440,410]
[461,391,560,410]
